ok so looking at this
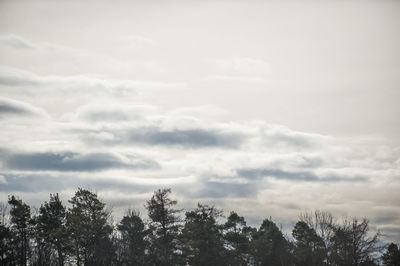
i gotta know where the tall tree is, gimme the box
[145,188,181,266]
[0,223,15,265]
[299,210,336,264]
[330,218,381,266]
[117,210,149,265]
[8,195,32,266]
[181,204,226,266]
[36,193,69,266]
[382,243,400,266]
[66,188,114,266]
[223,211,253,266]
[292,221,326,266]
[250,218,292,266]
[0,202,14,264]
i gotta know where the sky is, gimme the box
[0,0,399,243]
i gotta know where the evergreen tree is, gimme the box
[117,210,149,265]
[36,193,69,266]
[8,195,32,266]
[223,211,253,266]
[181,204,226,266]
[66,188,114,266]
[250,219,292,266]
[0,223,15,265]
[382,243,400,266]
[292,221,325,266]
[145,188,181,266]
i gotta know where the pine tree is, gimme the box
[117,210,149,265]
[250,219,292,266]
[36,193,69,266]
[223,211,253,266]
[181,204,226,266]
[8,195,32,266]
[382,243,400,266]
[145,188,181,266]
[66,188,114,266]
[292,221,326,266]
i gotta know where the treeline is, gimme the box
[0,188,399,266]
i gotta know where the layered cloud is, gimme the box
[0,97,48,118]
[0,46,398,242]
[2,151,159,172]
[0,66,181,93]
[0,91,398,243]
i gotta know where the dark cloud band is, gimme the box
[4,151,159,172]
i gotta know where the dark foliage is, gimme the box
[0,189,390,266]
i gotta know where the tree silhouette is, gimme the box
[250,218,292,266]
[330,218,381,266]
[145,188,181,266]
[292,221,325,266]
[382,243,400,266]
[66,188,114,266]
[36,193,69,266]
[223,211,253,266]
[181,204,226,266]
[8,195,32,266]
[117,209,149,265]
[0,189,393,266]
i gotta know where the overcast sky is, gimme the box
[0,0,399,243]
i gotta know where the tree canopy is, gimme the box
[0,188,390,266]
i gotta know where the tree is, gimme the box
[299,210,336,263]
[145,188,181,266]
[66,188,114,266]
[0,223,15,265]
[292,221,325,266]
[250,218,292,266]
[382,243,400,266]
[36,193,69,266]
[117,210,149,265]
[181,204,226,266]
[223,211,253,266]
[330,218,381,266]
[8,195,32,266]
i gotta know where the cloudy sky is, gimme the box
[0,0,399,242]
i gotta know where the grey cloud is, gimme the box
[127,127,244,148]
[372,215,400,225]
[238,168,318,181]
[182,181,261,199]
[81,110,130,122]
[4,151,159,172]
[380,227,400,243]
[0,173,156,193]
[85,127,245,148]
[0,68,40,87]
[266,132,314,148]
[237,168,367,183]
[0,97,46,117]
[0,102,30,115]
[0,174,64,193]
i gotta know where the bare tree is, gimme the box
[330,217,382,265]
